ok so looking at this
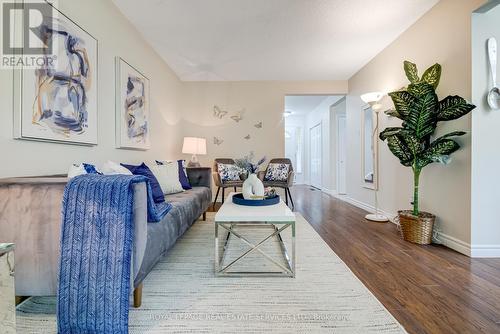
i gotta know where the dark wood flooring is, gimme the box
[211,185,500,334]
[292,185,500,334]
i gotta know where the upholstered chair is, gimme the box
[258,158,295,208]
[212,158,244,208]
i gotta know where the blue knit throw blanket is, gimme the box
[57,174,171,333]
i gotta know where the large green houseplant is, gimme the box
[379,61,475,244]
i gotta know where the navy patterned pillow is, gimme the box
[264,163,290,181]
[121,163,165,203]
[217,163,241,182]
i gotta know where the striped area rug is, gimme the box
[16,213,406,333]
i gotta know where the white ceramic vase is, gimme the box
[242,173,265,200]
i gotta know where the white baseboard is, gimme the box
[436,233,471,256]
[470,244,500,258]
[331,194,396,222]
[327,194,500,258]
[322,188,337,197]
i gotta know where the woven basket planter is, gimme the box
[397,210,435,245]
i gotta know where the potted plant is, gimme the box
[379,61,475,244]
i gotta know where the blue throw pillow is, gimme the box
[82,163,102,175]
[121,163,165,203]
[177,160,192,190]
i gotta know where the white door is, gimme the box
[310,123,322,189]
[337,115,347,194]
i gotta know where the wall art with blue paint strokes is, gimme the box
[115,57,150,150]
[15,4,98,145]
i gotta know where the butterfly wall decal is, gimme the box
[244,134,251,140]
[230,109,245,122]
[254,122,262,128]
[213,105,228,119]
[213,137,224,145]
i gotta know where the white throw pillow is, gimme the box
[67,164,86,179]
[101,160,133,175]
[148,162,184,195]
[67,163,103,179]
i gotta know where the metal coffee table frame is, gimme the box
[215,220,295,277]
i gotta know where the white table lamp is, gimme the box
[182,137,207,167]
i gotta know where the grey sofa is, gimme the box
[0,168,211,307]
[132,167,212,307]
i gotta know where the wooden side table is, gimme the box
[0,243,16,334]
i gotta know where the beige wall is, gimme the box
[1,12,347,180]
[346,0,485,253]
[0,0,184,177]
[180,81,347,170]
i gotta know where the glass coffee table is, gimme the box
[214,193,296,277]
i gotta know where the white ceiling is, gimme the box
[285,95,340,115]
[113,0,438,81]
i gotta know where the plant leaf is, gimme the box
[407,82,435,97]
[434,131,466,142]
[437,95,475,121]
[379,127,402,140]
[404,61,419,83]
[385,134,414,167]
[384,109,400,118]
[421,63,442,89]
[388,90,415,120]
[400,130,422,156]
[418,138,460,168]
[257,156,266,166]
[403,91,439,139]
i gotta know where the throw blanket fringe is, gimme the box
[57,174,171,333]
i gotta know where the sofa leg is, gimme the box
[222,187,225,204]
[234,186,237,192]
[284,188,288,206]
[213,187,220,210]
[203,212,206,221]
[134,283,143,308]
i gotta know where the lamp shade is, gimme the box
[182,137,207,155]
[360,92,384,104]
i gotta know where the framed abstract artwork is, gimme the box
[115,57,150,150]
[13,3,98,145]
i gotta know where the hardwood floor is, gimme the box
[210,186,500,333]
[285,185,500,334]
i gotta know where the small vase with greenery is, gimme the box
[379,61,475,244]
[235,152,267,200]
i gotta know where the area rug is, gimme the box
[16,213,406,333]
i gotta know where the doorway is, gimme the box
[285,127,304,184]
[284,95,345,191]
[310,122,322,189]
